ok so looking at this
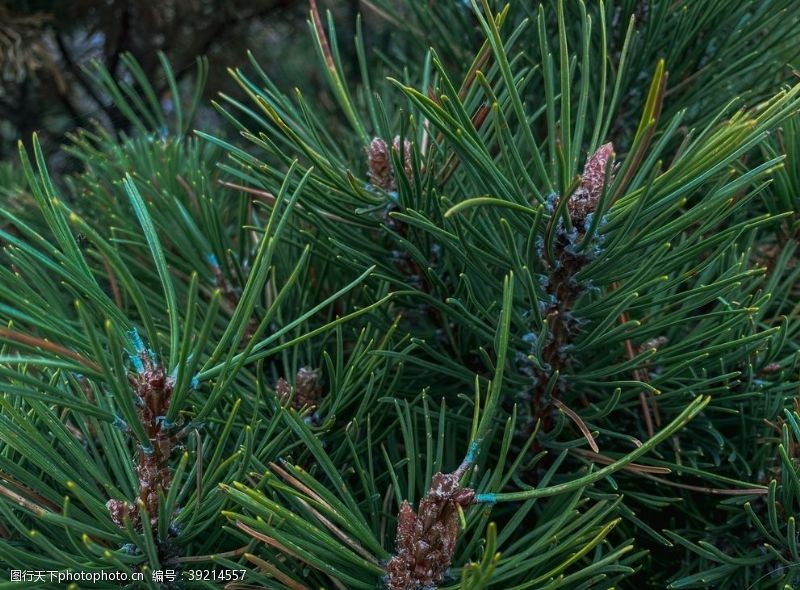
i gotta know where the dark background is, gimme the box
[0,0,375,161]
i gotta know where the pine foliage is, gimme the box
[1,1,799,589]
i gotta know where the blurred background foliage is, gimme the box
[0,0,408,165]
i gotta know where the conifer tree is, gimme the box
[1,1,799,589]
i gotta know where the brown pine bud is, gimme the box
[294,367,322,408]
[760,362,782,375]
[393,136,414,185]
[106,499,133,528]
[569,142,615,227]
[368,137,393,191]
[368,136,414,192]
[385,459,475,590]
[637,336,668,355]
[274,367,323,410]
[275,377,292,404]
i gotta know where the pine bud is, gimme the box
[637,335,668,354]
[106,499,133,528]
[275,367,323,410]
[275,377,291,402]
[393,136,414,185]
[368,137,393,191]
[386,463,474,590]
[760,362,782,375]
[294,366,323,408]
[569,142,615,227]
[367,136,413,192]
